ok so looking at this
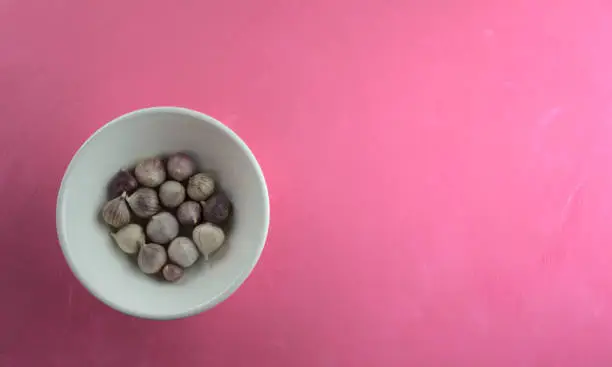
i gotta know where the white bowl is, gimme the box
[56,107,270,319]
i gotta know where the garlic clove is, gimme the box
[162,264,184,282]
[110,223,144,254]
[192,223,225,259]
[167,153,196,181]
[146,212,179,244]
[127,188,160,218]
[137,243,167,274]
[101,193,131,228]
[201,193,232,224]
[176,201,202,226]
[134,157,166,187]
[159,181,186,208]
[168,237,199,268]
[107,169,139,199]
[187,173,215,201]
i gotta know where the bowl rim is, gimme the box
[56,106,270,320]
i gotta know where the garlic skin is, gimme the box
[107,169,138,199]
[187,173,215,201]
[162,264,184,282]
[193,223,225,259]
[110,223,144,254]
[168,237,199,268]
[202,193,232,224]
[159,181,186,208]
[127,188,160,218]
[167,153,196,181]
[146,212,179,244]
[101,194,131,228]
[137,243,167,274]
[176,201,201,226]
[134,157,166,187]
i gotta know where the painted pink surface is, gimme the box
[2,0,612,365]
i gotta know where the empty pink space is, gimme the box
[2,0,612,366]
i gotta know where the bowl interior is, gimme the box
[57,107,269,319]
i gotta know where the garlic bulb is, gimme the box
[168,237,199,268]
[110,223,144,254]
[202,193,232,224]
[159,181,186,208]
[176,201,201,226]
[187,173,215,201]
[162,264,184,282]
[107,169,138,199]
[167,153,196,181]
[101,194,131,228]
[127,188,160,218]
[134,157,166,187]
[137,243,167,274]
[193,223,225,259]
[146,212,179,244]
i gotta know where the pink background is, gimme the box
[2,1,612,366]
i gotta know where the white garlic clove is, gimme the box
[168,237,199,268]
[162,264,184,282]
[159,181,186,208]
[176,201,201,226]
[192,223,225,259]
[146,212,179,244]
[110,223,144,254]
[134,157,166,187]
[127,188,160,218]
[187,173,215,201]
[167,153,196,181]
[137,243,167,274]
[101,193,131,228]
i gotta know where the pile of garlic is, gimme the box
[100,152,232,283]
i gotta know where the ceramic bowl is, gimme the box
[56,107,269,319]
